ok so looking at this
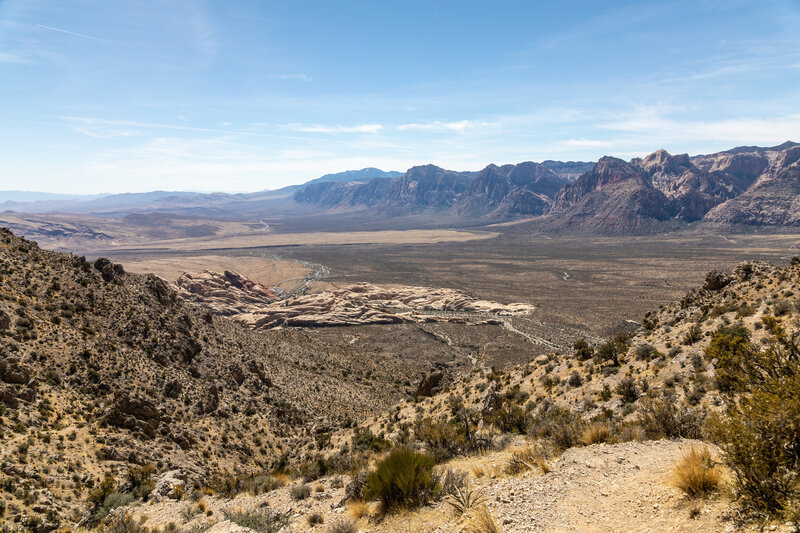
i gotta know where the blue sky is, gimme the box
[1,0,799,194]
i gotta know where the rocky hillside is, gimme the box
[546,156,673,232]
[703,144,800,226]
[543,141,798,232]
[112,258,800,533]
[0,229,485,529]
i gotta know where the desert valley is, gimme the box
[2,2,800,532]
[1,141,800,532]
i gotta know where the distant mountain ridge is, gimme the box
[294,161,570,218]
[4,144,800,232]
[544,141,799,232]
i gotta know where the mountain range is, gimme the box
[293,141,800,231]
[3,142,799,232]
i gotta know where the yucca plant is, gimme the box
[445,478,486,516]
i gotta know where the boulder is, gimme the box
[103,392,162,438]
[414,370,445,397]
[150,469,189,501]
[93,258,124,282]
[703,270,732,291]
[0,357,31,384]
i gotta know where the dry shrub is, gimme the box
[671,446,722,498]
[471,465,486,478]
[347,500,370,520]
[463,505,503,533]
[579,423,611,445]
[505,446,550,476]
[327,518,358,533]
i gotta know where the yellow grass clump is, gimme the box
[671,446,722,498]
[347,500,370,520]
[580,423,611,445]
[505,446,550,475]
[463,505,503,533]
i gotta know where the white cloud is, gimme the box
[280,123,383,133]
[0,51,31,64]
[599,112,800,144]
[397,120,489,133]
[563,139,613,148]
[270,73,312,82]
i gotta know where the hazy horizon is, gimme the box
[2,1,799,194]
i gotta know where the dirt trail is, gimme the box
[474,439,766,533]
[125,439,791,533]
[499,318,560,351]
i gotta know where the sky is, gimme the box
[1,0,799,194]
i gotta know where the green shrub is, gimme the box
[708,323,800,519]
[289,483,311,501]
[224,508,290,533]
[637,397,705,439]
[363,448,437,511]
[682,324,703,345]
[596,339,626,366]
[573,339,594,360]
[615,377,638,403]
[528,405,584,452]
[634,344,659,361]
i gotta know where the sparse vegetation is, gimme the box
[463,505,503,533]
[363,448,437,512]
[670,446,722,498]
[708,321,800,519]
[223,508,290,533]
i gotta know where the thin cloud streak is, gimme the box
[280,123,383,134]
[397,120,491,133]
[36,24,110,43]
[270,73,312,82]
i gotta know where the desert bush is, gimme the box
[223,508,289,533]
[363,448,437,511]
[634,344,659,361]
[463,505,503,533]
[682,324,703,346]
[615,377,639,403]
[573,339,594,360]
[289,483,311,501]
[772,300,793,316]
[505,446,550,475]
[307,512,324,526]
[126,464,156,500]
[596,338,626,366]
[346,500,369,520]
[529,405,584,452]
[413,415,472,461]
[671,446,722,498]
[485,401,530,435]
[96,491,135,520]
[580,423,611,445]
[351,427,391,452]
[102,512,153,533]
[327,518,357,533]
[707,323,800,518]
[637,397,705,439]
